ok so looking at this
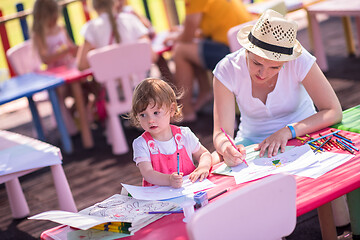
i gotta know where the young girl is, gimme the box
[129,78,212,188]
[32,0,78,69]
[32,0,78,135]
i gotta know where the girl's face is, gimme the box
[247,51,284,84]
[47,14,58,29]
[137,101,175,141]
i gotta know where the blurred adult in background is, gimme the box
[166,0,252,122]
[113,0,173,82]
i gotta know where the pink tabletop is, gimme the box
[41,127,360,240]
[39,66,92,83]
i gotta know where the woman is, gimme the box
[212,9,342,167]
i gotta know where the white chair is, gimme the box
[87,41,152,155]
[227,20,257,52]
[187,173,297,240]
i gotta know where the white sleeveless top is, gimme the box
[213,47,316,143]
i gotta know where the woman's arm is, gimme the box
[213,76,246,167]
[256,63,343,157]
[138,161,183,188]
[189,145,212,182]
[177,13,201,43]
[76,40,94,71]
[292,63,342,134]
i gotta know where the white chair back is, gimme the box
[187,173,297,240]
[87,41,152,155]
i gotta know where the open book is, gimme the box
[29,194,178,235]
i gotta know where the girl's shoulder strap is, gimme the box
[141,131,153,142]
[170,124,182,135]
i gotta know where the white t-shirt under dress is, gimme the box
[80,12,148,48]
[133,126,201,165]
[213,47,316,144]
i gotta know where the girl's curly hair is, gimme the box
[128,78,183,127]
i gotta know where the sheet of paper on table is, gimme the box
[213,144,354,184]
[29,194,178,234]
[121,175,216,201]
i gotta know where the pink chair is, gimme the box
[6,40,42,74]
[6,40,79,139]
[186,173,297,240]
[87,42,152,155]
[227,20,257,52]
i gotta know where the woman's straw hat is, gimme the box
[237,9,302,61]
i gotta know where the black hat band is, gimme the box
[248,32,293,55]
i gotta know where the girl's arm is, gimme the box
[213,76,246,167]
[256,63,343,157]
[76,40,94,71]
[138,161,183,188]
[189,145,212,182]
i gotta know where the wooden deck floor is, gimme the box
[1,15,360,240]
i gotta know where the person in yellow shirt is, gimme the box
[167,0,252,121]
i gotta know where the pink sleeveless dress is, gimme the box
[141,125,196,186]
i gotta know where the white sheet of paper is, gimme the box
[294,151,354,178]
[234,145,318,184]
[122,175,216,200]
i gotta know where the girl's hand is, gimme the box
[255,127,292,157]
[223,143,246,167]
[189,166,210,183]
[169,172,183,188]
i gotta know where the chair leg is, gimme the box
[5,178,30,219]
[109,115,129,155]
[50,164,77,213]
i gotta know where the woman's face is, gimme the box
[246,51,285,84]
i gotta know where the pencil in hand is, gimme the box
[220,128,248,166]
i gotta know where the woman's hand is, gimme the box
[222,143,246,167]
[169,172,183,188]
[255,127,292,157]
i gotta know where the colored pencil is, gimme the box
[220,128,248,166]
[339,139,359,152]
[177,152,180,175]
[314,136,332,154]
[147,210,184,214]
[307,130,341,144]
[208,189,228,201]
[334,133,354,144]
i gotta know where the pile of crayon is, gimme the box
[91,222,131,234]
[296,130,359,154]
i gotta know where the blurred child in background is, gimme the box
[32,0,78,135]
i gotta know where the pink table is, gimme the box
[306,0,360,71]
[40,66,94,149]
[41,128,360,240]
[0,130,77,219]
